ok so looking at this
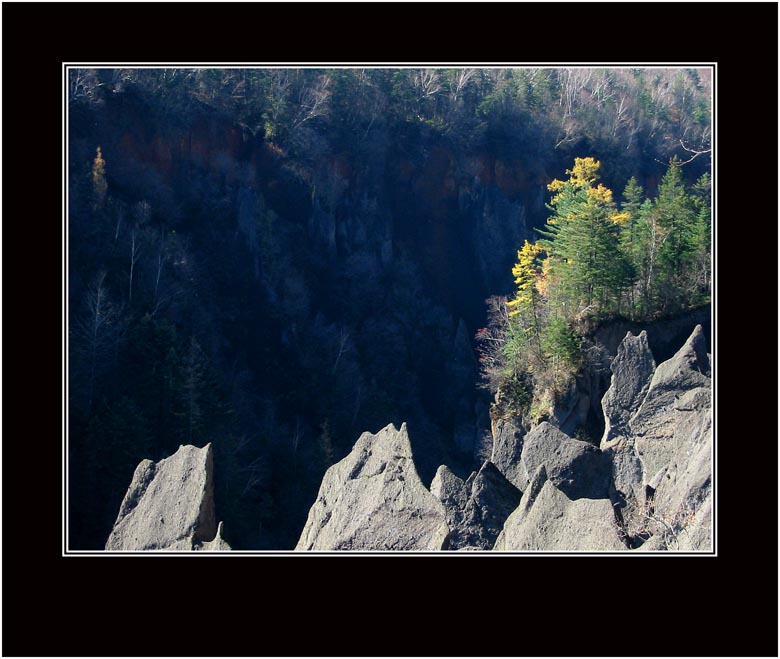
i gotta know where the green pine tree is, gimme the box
[537,157,635,319]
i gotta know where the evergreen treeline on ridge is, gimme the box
[477,156,710,423]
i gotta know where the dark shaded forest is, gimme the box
[67,67,711,549]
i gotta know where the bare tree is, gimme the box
[292,73,332,130]
[71,271,121,412]
[414,68,443,100]
[153,225,166,305]
[178,337,205,444]
[69,68,99,103]
[449,68,477,103]
[676,138,712,166]
[128,201,150,305]
[475,295,511,393]
[331,326,352,375]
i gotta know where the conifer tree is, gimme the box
[650,159,699,310]
[537,157,635,318]
[506,240,545,362]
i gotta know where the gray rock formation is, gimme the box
[105,443,230,551]
[603,438,645,511]
[602,325,712,550]
[646,388,712,551]
[432,461,521,550]
[520,422,611,499]
[601,330,656,444]
[295,423,450,550]
[550,367,602,438]
[430,465,469,510]
[199,521,232,551]
[494,466,626,551]
[294,324,712,552]
[490,417,526,488]
[631,325,710,481]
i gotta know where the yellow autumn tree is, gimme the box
[505,240,546,364]
[92,146,107,208]
[538,156,635,316]
[507,240,544,316]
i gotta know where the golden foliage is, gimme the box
[92,146,107,207]
[507,240,545,315]
[546,178,567,192]
[535,256,554,297]
[586,184,612,205]
[548,157,605,206]
[608,211,631,225]
[568,156,601,187]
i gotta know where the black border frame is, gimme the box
[3,2,778,656]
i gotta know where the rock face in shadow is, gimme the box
[494,466,626,551]
[295,423,450,550]
[431,461,521,550]
[105,443,230,551]
[602,325,712,550]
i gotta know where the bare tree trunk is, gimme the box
[332,328,351,375]
[129,228,142,305]
[154,227,165,304]
[114,205,124,242]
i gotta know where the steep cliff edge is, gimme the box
[106,327,710,552]
[105,443,231,551]
[295,423,450,550]
[295,323,712,552]
[602,325,712,549]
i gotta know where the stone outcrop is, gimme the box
[630,325,710,481]
[430,465,469,510]
[295,423,450,550]
[105,443,230,551]
[294,324,711,552]
[431,461,521,550]
[644,386,712,550]
[200,521,232,551]
[601,330,656,444]
[602,325,712,550]
[519,422,611,499]
[494,466,626,551]
[489,417,526,489]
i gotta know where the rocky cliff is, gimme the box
[295,324,712,552]
[602,325,712,550]
[105,443,231,551]
[105,325,711,552]
[430,461,520,550]
[295,423,450,550]
[494,466,626,551]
